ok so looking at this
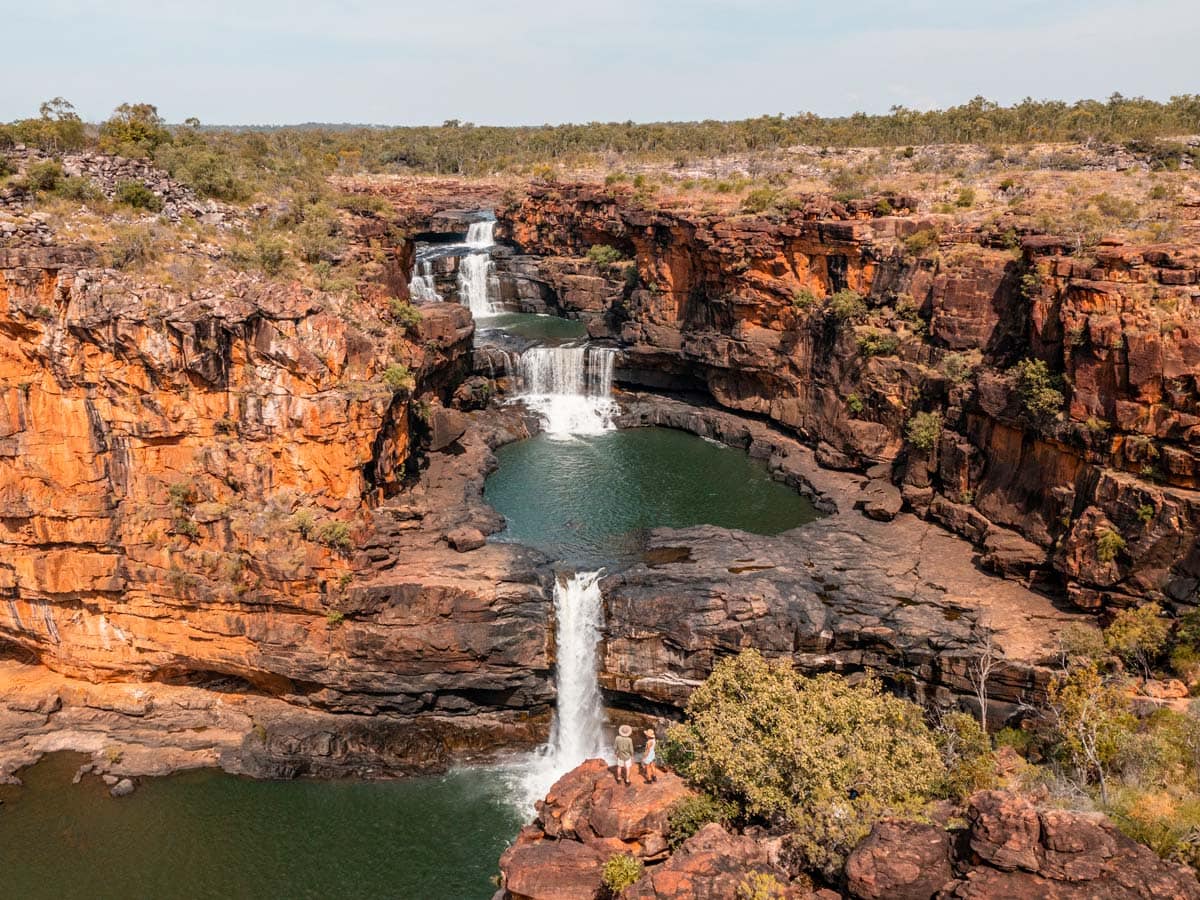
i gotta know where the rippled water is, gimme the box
[0,753,524,900]
[485,426,820,567]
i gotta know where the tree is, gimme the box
[99,102,172,157]
[968,619,999,731]
[1105,603,1169,680]
[665,650,944,877]
[1047,663,1135,804]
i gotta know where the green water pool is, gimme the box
[484,426,820,567]
[0,753,524,900]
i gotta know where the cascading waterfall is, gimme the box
[408,259,440,303]
[514,346,618,436]
[458,220,498,317]
[516,570,608,810]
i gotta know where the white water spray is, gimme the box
[458,220,498,317]
[515,570,608,810]
[514,346,618,436]
[408,259,440,303]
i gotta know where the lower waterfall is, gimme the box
[513,346,617,437]
[408,259,440,303]
[516,570,607,810]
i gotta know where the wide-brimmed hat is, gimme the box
[643,729,655,737]
[618,725,632,736]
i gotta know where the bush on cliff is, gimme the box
[586,244,625,266]
[906,411,943,451]
[665,650,944,877]
[666,794,737,849]
[99,102,172,157]
[601,853,642,895]
[1010,358,1065,422]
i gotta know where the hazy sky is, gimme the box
[3,0,1197,125]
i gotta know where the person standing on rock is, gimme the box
[614,725,634,786]
[641,729,658,783]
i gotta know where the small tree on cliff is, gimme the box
[664,650,944,877]
[99,102,172,157]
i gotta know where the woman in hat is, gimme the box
[641,729,658,783]
[614,725,634,786]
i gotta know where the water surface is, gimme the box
[0,753,523,900]
[476,312,588,345]
[485,426,819,567]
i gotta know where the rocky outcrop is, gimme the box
[847,791,1200,899]
[498,184,1200,612]
[502,763,1200,900]
[499,759,826,900]
[0,225,560,770]
[605,395,1080,719]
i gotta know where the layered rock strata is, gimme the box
[498,184,1200,612]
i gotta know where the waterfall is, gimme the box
[515,570,608,810]
[408,259,440,303]
[465,219,495,248]
[458,220,497,316]
[514,346,617,437]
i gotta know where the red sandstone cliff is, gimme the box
[498,184,1200,611]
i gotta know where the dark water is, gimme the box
[485,426,820,567]
[476,312,587,345]
[0,753,524,900]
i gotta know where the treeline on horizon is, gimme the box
[3,94,1199,185]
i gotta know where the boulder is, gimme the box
[625,823,810,900]
[966,791,1043,871]
[536,758,693,858]
[446,527,486,552]
[499,836,607,900]
[846,818,954,899]
[429,405,469,452]
[109,778,136,798]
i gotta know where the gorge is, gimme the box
[2,121,1200,898]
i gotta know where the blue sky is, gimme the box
[2,0,1196,125]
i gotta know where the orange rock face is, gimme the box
[0,244,551,722]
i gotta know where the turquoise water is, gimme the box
[0,753,524,900]
[485,427,819,566]
[476,312,587,345]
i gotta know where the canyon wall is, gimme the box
[498,184,1200,613]
[0,221,554,771]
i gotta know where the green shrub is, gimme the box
[1105,602,1168,678]
[903,228,939,255]
[115,180,163,211]
[940,352,975,384]
[1010,358,1065,422]
[315,521,352,550]
[253,233,288,276]
[1137,504,1155,524]
[827,289,867,323]
[601,853,642,895]
[326,610,345,628]
[736,872,790,900]
[156,144,251,202]
[389,299,423,328]
[666,650,943,877]
[17,159,64,193]
[296,202,345,263]
[741,188,779,214]
[382,364,415,393]
[586,244,625,265]
[874,198,894,215]
[906,412,943,451]
[847,393,864,416]
[792,288,817,308]
[98,102,171,157]
[955,187,975,208]
[106,223,161,269]
[1096,529,1128,565]
[53,176,103,202]
[936,712,998,800]
[856,328,900,357]
[666,795,736,850]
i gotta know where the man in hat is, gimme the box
[614,725,634,786]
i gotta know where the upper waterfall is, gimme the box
[458,220,498,317]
